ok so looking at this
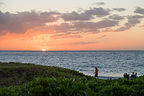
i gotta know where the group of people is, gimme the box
[94,67,138,80]
[123,72,137,79]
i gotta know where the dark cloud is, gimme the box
[52,23,75,33]
[109,15,124,20]
[61,7,109,21]
[131,15,144,18]
[0,11,60,34]
[85,7,110,17]
[74,19,119,32]
[92,2,105,6]
[61,11,92,21]
[47,19,119,36]
[134,7,144,15]
[113,8,126,12]
[116,15,143,31]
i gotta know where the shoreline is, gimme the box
[0,61,134,80]
[99,76,122,79]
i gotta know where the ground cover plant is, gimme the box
[0,62,144,96]
[0,62,88,86]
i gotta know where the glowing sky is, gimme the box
[0,0,144,50]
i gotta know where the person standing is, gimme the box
[131,72,135,79]
[95,67,98,79]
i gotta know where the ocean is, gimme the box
[0,50,144,77]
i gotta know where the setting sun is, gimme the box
[41,49,47,52]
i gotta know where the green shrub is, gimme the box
[0,77,96,96]
[1,62,144,96]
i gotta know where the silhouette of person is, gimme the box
[123,73,129,79]
[135,73,137,78]
[95,67,98,79]
[131,72,136,79]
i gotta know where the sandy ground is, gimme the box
[98,76,122,79]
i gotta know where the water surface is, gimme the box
[0,50,144,77]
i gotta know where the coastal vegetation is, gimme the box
[0,62,87,86]
[0,62,144,96]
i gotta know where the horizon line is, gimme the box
[0,49,144,52]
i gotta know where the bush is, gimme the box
[1,76,144,96]
[0,62,144,96]
[0,77,96,96]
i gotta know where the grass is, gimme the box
[0,62,91,86]
[0,62,144,96]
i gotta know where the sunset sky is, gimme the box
[0,0,144,51]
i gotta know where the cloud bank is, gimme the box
[0,6,144,37]
[113,8,126,12]
[134,7,144,15]
[92,2,105,6]
[0,11,59,34]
